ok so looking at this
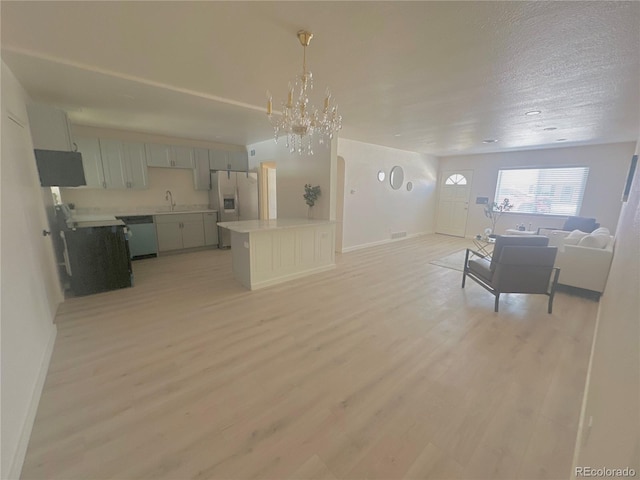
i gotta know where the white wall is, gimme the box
[572,140,640,476]
[1,62,61,479]
[337,138,438,252]
[247,136,336,221]
[61,168,209,213]
[439,143,635,236]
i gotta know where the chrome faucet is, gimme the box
[165,190,176,211]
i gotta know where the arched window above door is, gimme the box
[445,173,467,185]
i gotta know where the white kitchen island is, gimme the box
[217,218,336,290]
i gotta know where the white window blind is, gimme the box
[495,167,589,216]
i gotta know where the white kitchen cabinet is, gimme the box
[209,149,248,171]
[124,142,148,189]
[172,146,195,168]
[229,150,249,171]
[26,104,75,151]
[146,143,194,169]
[155,213,206,252]
[181,215,206,249]
[209,149,230,171]
[155,222,183,251]
[74,136,105,188]
[145,143,173,167]
[203,212,219,246]
[100,139,148,189]
[193,148,211,190]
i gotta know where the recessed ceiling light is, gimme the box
[394,133,403,137]
[482,139,498,144]
[543,127,557,131]
[556,138,567,142]
[525,110,542,116]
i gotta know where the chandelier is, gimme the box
[267,30,342,155]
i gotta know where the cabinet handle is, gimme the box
[72,142,78,152]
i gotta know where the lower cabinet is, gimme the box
[155,213,206,252]
[203,211,219,246]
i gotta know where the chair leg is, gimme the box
[494,293,500,312]
[461,249,470,288]
[548,267,560,314]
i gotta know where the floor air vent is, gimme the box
[391,231,407,239]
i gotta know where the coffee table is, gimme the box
[472,236,496,258]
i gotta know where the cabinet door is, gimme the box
[123,142,148,189]
[171,146,195,168]
[99,139,127,189]
[156,222,183,251]
[26,104,73,151]
[145,143,172,167]
[203,212,218,246]
[229,150,249,171]
[180,214,205,249]
[75,137,105,188]
[193,148,211,190]
[209,149,230,171]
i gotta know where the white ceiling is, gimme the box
[2,1,638,156]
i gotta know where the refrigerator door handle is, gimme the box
[235,186,240,218]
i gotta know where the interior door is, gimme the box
[436,170,473,237]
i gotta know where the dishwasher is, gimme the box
[118,216,158,259]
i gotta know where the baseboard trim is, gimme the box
[250,264,337,290]
[8,323,57,480]
[341,231,431,253]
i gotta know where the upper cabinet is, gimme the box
[145,143,194,169]
[229,150,249,171]
[99,139,148,189]
[193,148,211,191]
[74,137,105,188]
[209,149,248,172]
[26,104,75,151]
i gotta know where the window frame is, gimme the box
[493,165,590,217]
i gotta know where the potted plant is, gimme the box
[484,198,513,237]
[303,184,321,218]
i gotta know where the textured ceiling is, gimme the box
[2,1,638,155]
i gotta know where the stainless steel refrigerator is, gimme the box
[209,171,259,247]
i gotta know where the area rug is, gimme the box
[429,249,468,272]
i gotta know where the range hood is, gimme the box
[34,149,86,187]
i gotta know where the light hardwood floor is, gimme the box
[21,234,598,480]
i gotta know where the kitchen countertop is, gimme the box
[66,215,126,229]
[150,209,217,216]
[217,218,334,233]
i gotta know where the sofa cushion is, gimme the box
[564,229,590,245]
[590,227,610,236]
[578,233,610,249]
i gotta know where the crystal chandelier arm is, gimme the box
[265,30,341,155]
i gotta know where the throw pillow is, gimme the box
[578,233,610,249]
[591,227,610,236]
[564,229,589,245]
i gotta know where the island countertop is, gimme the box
[217,218,334,233]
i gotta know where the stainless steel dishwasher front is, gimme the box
[118,216,158,259]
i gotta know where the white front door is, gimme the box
[436,170,473,237]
